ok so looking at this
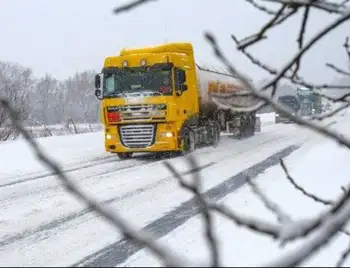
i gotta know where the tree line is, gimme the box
[0,60,100,140]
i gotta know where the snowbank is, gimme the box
[121,114,350,267]
[257,112,276,126]
[0,131,107,177]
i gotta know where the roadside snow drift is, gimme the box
[121,114,350,267]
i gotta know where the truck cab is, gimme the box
[275,95,300,123]
[94,43,220,159]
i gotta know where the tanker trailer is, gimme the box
[195,66,261,137]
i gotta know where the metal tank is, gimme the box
[195,66,260,119]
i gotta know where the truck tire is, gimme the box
[117,152,133,160]
[181,128,195,155]
[211,122,220,147]
[247,116,255,137]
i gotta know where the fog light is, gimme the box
[162,132,173,138]
[106,134,112,140]
[153,110,165,117]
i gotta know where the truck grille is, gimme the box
[119,124,156,149]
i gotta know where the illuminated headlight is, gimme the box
[161,132,173,138]
[122,60,128,67]
[106,134,112,140]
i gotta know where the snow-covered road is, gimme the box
[0,116,332,266]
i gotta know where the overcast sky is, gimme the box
[0,0,349,84]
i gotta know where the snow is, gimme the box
[0,113,276,178]
[121,114,350,267]
[0,131,108,178]
[1,110,349,266]
[257,112,276,125]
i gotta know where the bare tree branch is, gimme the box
[280,159,334,205]
[308,102,350,120]
[260,9,350,92]
[208,202,281,238]
[337,242,350,266]
[246,175,292,224]
[232,5,297,50]
[291,3,311,78]
[113,0,157,14]
[326,63,350,76]
[164,156,220,267]
[244,0,284,15]
[0,98,187,268]
[261,0,350,14]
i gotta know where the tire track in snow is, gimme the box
[0,134,272,249]
[74,144,299,267]
[0,162,215,248]
[0,133,288,250]
[0,152,164,188]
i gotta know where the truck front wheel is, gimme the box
[181,129,195,155]
[117,152,133,160]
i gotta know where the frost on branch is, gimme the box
[2,0,350,267]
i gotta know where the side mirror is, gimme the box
[95,89,102,100]
[176,90,183,96]
[95,74,101,89]
[178,72,185,84]
[180,84,188,91]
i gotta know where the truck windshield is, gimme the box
[103,69,173,97]
[278,96,300,112]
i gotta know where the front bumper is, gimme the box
[104,122,179,153]
[275,114,293,124]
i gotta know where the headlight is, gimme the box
[106,134,112,140]
[161,132,174,138]
[153,110,165,117]
[153,104,167,110]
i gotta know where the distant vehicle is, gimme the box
[275,95,300,123]
[296,86,322,116]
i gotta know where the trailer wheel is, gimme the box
[211,123,220,147]
[117,152,133,160]
[247,116,255,137]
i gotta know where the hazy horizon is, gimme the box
[1,0,349,84]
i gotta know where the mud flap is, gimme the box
[255,116,261,132]
[275,115,280,124]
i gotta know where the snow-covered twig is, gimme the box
[113,0,157,14]
[204,26,350,265]
[326,63,350,77]
[309,103,350,121]
[246,175,292,224]
[205,32,350,150]
[261,0,349,14]
[337,242,350,266]
[244,0,284,15]
[164,156,220,267]
[280,159,350,238]
[0,98,187,268]
[280,159,334,205]
[208,202,281,238]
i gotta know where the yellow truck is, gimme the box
[94,42,261,159]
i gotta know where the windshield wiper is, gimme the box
[104,92,127,98]
[117,91,128,97]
